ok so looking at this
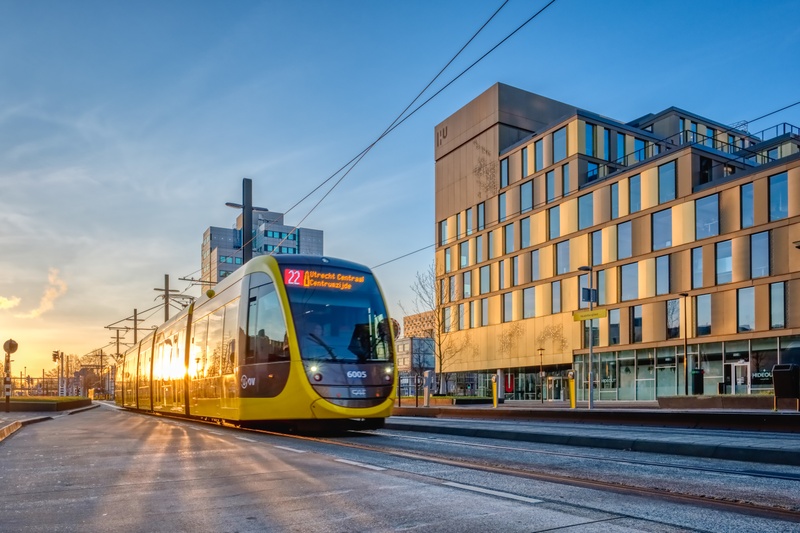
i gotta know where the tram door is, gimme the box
[724,362,750,395]
[546,377,564,401]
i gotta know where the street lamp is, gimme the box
[538,347,544,404]
[578,265,595,409]
[680,292,689,395]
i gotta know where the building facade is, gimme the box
[201,209,324,284]
[435,83,800,401]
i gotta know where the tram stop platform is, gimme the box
[0,402,99,443]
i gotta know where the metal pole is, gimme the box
[134,308,138,344]
[164,275,170,322]
[681,293,689,395]
[60,352,64,397]
[539,347,544,404]
[243,178,253,264]
[588,270,594,410]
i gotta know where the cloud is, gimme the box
[14,268,68,319]
[0,296,21,310]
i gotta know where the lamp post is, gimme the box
[578,266,595,409]
[538,347,544,404]
[680,292,689,395]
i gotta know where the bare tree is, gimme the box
[400,262,471,394]
[473,140,498,199]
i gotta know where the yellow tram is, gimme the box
[115,255,397,429]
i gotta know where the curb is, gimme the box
[0,421,22,443]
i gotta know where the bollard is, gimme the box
[568,370,576,409]
[491,375,498,408]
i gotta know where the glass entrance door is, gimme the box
[723,362,750,395]
[547,377,564,401]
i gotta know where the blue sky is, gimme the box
[1,0,799,373]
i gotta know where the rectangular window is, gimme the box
[531,250,540,281]
[477,202,485,231]
[458,303,465,330]
[634,138,645,162]
[751,231,769,278]
[578,274,594,310]
[652,209,672,250]
[597,269,606,305]
[466,207,473,236]
[608,309,620,345]
[706,127,716,148]
[520,217,531,248]
[502,293,513,322]
[770,282,785,329]
[620,263,638,301]
[610,183,619,219]
[439,219,448,246]
[469,301,475,328]
[631,305,643,343]
[737,287,755,332]
[500,158,509,188]
[556,241,570,275]
[440,279,446,304]
[546,171,556,203]
[444,248,451,273]
[740,183,754,229]
[499,259,505,289]
[583,318,599,349]
[592,230,602,266]
[656,255,670,296]
[463,271,471,298]
[692,247,703,289]
[562,163,570,195]
[617,221,632,259]
[695,194,719,239]
[587,162,599,181]
[520,181,533,213]
[504,224,514,254]
[553,127,567,163]
[716,240,732,284]
[658,161,676,203]
[521,147,528,177]
[475,235,484,263]
[666,299,680,339]
[629,174,641,213]
[498,193,506,222]
[535,139,543,172]
[481,298,489,327]
[512,256,519,286]
[488,230,495,259]
[551,280,561,313]
[449,276,456,302]
[480,265,490,294]
[442,307,451,333]
[523,287,535,318]
[549,206,560,240]
[459,242,468,268]
[585,123,595,157]
[696,294,711,336]
[769,172,788,221]
[603,128,610,161]
[578,193,593,230]
[616,133,626,163]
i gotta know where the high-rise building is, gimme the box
[201,209,323,284]
[434,83,800,402]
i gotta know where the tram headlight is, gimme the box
[310,365,318,373]
[313,373,323,382]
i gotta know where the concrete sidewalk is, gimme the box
[0,403,100,442]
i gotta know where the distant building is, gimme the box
[201,209,324,284]
[395,336,435,396]
[403,311,435,338]
[435,82,800,402]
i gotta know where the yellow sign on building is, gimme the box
[572,309,608,321]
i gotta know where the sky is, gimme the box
[1,0,799,375]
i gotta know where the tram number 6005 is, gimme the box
[347,371,367,379]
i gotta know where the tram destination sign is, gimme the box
[283,268,366,292]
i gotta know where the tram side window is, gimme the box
[207,307,225,377]
[221,300,239,374]
[247,282,289,365]
[191,316,209,379]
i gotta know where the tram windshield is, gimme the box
[282,264,395,363]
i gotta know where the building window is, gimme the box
[631,305,643,343]
[500,158,509,188]
[656,255,670,296]
[440,278,447,304]
[666,299,680,339]
[551,280,561,313]
[531,249,540,281]
[521,181,533,213]
[706,127,716,148]
[444,248,451,273]
[692,247,703,289]
[523,287,535,318]
[696,294,711,336]
[458,303,465,330]
[592,230,602,266]
[658,161,676,203]
[695,194,719,239]
[699,157,712,185]
[442,307,451,333]
[608,309,620,345]
[439,219,448,246]
[463,271,471,298]
[475,234,484,263]
[556,241,570,275]
[465,207,473,236]
[521,147,528,177]
[488,230,495,259]
[512,256,519,286]
[617,221,632,259]
[502,293,513,322]
[587,162,599,181]
[479,265,490,295]
[549,206,560,240]
[459,242,469,268]
[716,240,732,284]
[652,209,672,250]
[583,319,599,349]
[597,269,606,305]
[620,263,638,301]
[469,301,475,328]
[769,172,788,221]
[562,162,571,195]
[456,212,462,239]
[498,193,507,222]
[499,259,506,289]
[585,123,595,157]
[477,202,485,231]
[578,274,594,310]
[603,128,610,161]
[616,133,626,163]
[450,276,456,301]
[737,287,755,333]
[740,183,754,229]
[771,282,785,329]
[634,139,645,162]
[504,224,514,254]
[553,127,567,163]
[535,139,543,172]
[546,171,556,203]
[521,217,531,248]
[629,174,641,213]
[751,231,770,278]
[481,298,489,327]
[579,193,593,230]
[610,182,619,219]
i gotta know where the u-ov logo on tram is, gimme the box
[240,375,256,389]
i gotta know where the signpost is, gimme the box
[4,339,18,413]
